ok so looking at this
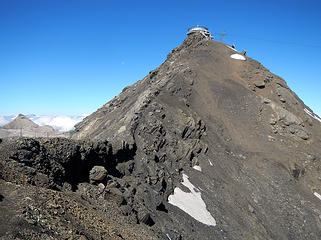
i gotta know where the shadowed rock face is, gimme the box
[1,33,321,239]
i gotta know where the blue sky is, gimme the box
[0,0,320,116]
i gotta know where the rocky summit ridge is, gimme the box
[1,32,321,240]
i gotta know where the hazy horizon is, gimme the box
[0,113,86,131]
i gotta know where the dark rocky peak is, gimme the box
[70,32,321,239]
[167,32,209,57]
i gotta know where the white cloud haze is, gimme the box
[0,115,16,126]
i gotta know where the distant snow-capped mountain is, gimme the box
[0,114,86,132]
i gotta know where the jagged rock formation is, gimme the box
[0,138,157,239]
[1,32,321,240]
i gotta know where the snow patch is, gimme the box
[168,174,216,226]
[193,165,202,172]
[208,160,213,166]
[314,192,321,201]
[118,125,126,133]
[304,108,321,123]
[230,54,246,61]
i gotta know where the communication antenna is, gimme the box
[219,31,227,42]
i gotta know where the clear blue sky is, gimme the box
[1,0,320,116]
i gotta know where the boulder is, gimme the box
[295,129,309,140]
[116,160,134,176]
[254,81,265,88]
[89,166,107,184]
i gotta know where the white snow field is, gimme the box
[168,173,216,226]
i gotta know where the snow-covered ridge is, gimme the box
[0,114,86,132]
[168,173,216,226]
[304,108,321,123]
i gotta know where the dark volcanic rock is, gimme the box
[0,138,117,190]
[89,166,107,184]
[1,32,321,240]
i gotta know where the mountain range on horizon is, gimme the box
[0,114,86,132]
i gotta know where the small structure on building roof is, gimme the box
[187,26,213,39]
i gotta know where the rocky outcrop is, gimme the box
[89,166,107,184]
[71,32,321,239]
